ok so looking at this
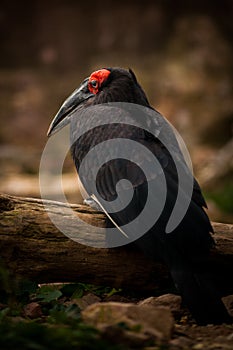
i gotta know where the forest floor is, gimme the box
[0,278,232,350]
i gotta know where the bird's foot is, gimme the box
[83,197,103,212]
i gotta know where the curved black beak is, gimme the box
[47,77,94,137]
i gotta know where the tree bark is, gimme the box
[0,193,232,294]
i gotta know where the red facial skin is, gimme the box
[88,69,111,94]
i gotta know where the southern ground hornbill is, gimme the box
[47,67,231,325]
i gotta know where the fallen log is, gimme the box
[0,193,232,294]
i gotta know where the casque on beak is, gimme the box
[47,77,94,137]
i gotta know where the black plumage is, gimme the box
[48,67,231,325]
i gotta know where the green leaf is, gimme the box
[16,280,38,303]
[71,286,84,299]
[106,287,122,298]
[60,283,84,298]
[36,288,62,303]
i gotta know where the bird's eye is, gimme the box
[90,80,98,88]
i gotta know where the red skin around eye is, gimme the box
[88,69,111,94]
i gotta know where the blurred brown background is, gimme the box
[0,0,232,222]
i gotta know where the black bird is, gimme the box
[47,67,231,325]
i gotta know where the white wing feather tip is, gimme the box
[90,194,129,239]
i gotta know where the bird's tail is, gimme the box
[136,231,231,325]
[167,247,231,325]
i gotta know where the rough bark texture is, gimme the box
[0,193,232,294]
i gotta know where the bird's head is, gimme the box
[47,67,150,137]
